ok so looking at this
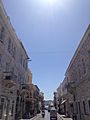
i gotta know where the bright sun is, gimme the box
[46,0,57,5]
[47,0,56,4]
[40,0,58,7]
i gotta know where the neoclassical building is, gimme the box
[0,1,29,120]
[57,25,90,120]
[20,83,44,119]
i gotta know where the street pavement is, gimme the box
[20,110,73,120]
[30,110,50,120]
[29,110,73,120]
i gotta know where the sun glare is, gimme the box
[39,0,58,7]
[47,0,57,4]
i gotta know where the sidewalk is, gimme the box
[58,114,73,120]
[20,113,41,120]
[30,114,41,120]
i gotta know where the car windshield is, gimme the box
[51,110,57,113]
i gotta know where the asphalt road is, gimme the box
[33,110,60,120]
[21,110,73,120]
[33,111,73,120]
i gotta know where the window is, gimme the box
[23,60,25,68]
[0,98,4,119]
[8,38,11,53]
[0,26,5,43]
[20,55,23,65]
[0,54,2,65]
[5,75,11,80]
[88,50,90,54]
[88,100,90,112]
[13,47,16,59]
[78,102,81,119]
[76,102,78,114]
[70,103,74,113]
[25,61,28,70]
[11,101,14,116]
[11,67,14,74]
[6,100,10,119]
[8,38,16,59]
[82,59,86,74]
[6,62,10,72]
[78,67,81,78]
[83,101,86,115]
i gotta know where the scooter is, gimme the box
[42,111,45,118]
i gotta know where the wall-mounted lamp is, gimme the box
[26,57,32,62]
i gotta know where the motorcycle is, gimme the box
[42,110,45,118]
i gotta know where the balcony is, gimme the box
[66,81,76,94]
[2,72,17,88]
[25,96,35,102]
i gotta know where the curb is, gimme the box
[57,113,64,120]
[30,114,41,120]
[59,116,64,120]
[58,113,73,120]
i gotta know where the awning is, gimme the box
[61,100,67,104]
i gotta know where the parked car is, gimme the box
[48,104,53,112]
[50,107,57,120]
[48,105,50,112]
[45,105,48,110]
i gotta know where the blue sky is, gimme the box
[3,0,90,100]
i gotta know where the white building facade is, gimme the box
[0,1,29,120]
[57,25,90,120]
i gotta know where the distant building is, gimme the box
[44,100,53,106]
[57,25,90,120]
[21,84,44,118]
[53,92,58,110]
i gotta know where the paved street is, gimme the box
[29,111,73,120]
[30,110,50,120]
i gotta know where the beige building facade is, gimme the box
[57,25,90,120]
[20,84,44,119]
[0,1,29,120]
[27,69,32,85]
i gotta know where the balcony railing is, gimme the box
[25,96,35,101]
[2,71,17,88]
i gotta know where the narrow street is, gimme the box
[30,111,50,120]
[42,110,50,120]
[1,1,90,120]
[29,110,72,120]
